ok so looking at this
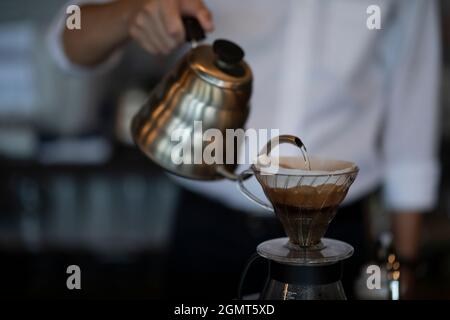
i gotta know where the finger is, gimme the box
[138,6,171,54]
[180,0,214,32]
[154,2,180,50]
[144,9,172,54]
[159,0,185,42]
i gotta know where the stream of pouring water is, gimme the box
[300,144,311,171]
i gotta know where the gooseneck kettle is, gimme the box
[131,17,253,180]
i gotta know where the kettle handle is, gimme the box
[182,16,206,43]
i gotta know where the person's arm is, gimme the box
[63,0,213,67]
[392,213,422,260]
[382,0,441,298]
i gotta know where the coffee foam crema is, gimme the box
[254,156,358,209]
[255,156,358,176]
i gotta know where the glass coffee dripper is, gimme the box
[237,135,359,299]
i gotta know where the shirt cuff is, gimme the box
[46,0,123,76]
[383,160,440,212]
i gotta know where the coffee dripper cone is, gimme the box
[238,135,359,249]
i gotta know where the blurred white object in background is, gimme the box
[0,22,39,159]
[115,88,147,145]
[0,22,38,119]
[0,126,37,159]
[38,137,112,165]
[0,20,110,160]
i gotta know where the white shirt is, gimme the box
[47,0,441,214]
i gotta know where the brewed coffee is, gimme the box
[263,184,348,246]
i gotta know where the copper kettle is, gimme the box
[131,17,253,180]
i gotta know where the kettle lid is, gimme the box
[188,39,252,89]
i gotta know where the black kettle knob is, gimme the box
[213,39,244,65]
[182,16,205,42]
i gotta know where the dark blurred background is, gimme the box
[0,0,450,299]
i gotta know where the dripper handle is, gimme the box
[237,169,273,212]
[237,135,309,211]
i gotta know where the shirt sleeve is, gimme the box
[382,0,441,212]
[46,0,123,76]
